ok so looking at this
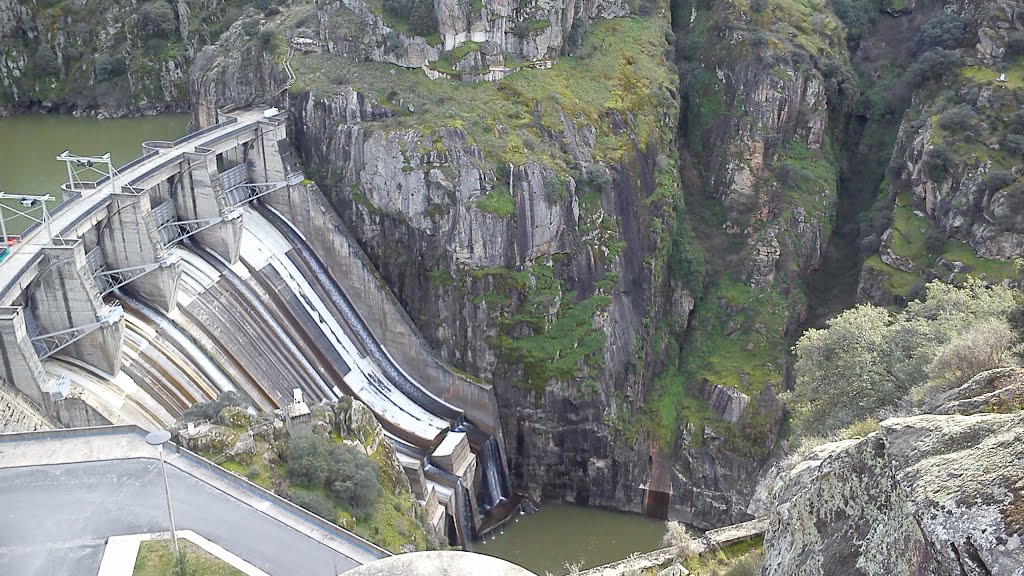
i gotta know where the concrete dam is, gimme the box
[0,107,511,545]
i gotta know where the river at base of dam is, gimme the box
[0,113,189,233]
[476,504,667,575]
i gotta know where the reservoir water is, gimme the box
[0,114,188,233]
[476,504,667,575]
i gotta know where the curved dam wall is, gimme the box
[262,181,506,444]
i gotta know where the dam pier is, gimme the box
[0,107,512,547]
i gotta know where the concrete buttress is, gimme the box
[180,149,242,264]
[103,188,181,313]
[0,306,47,404]
[28,239,123,376]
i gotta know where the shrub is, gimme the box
[1009,111,1024,135]
[908,49,960,86]
[34,46,61,76]
[936,105,976,132]
[663,521,700,559]
[241,18,261,38]
[923,146,954,181]
[265,5,282,16]
[286,434,382,518]
[326,443,381,518]
[139,1,178,38]
[581,165,612,194]
[383,0,412,19]
[409,0,437,37]
[986,170,1015,191]
[1000,183,1024,221]
[94,54,127,81]
[246,466,261,480]
[830,0,879,42]
[182,391,248,422]
[840,417,880,439]
[542,172,566,203]
[288,488,337,520]
[927,318,1021,392]
[286,433,332,485]
[1008,298,1024,342]
[1005,134,1024,157]
[259,28,277,53]
[914,12,968,53]
[924,227,947,254]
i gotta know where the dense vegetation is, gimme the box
[792,280,1021,436]
[183,398,432,552]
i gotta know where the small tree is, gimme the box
[985,170,1015,192]
[923,146,955,181]
[139,1,178,38]
[34,45,61,76]
[327,443,381,518]
[286,433,332,486]
[182,391,248,422]
[409,0,437,37]
[1008,32,1024,58]
[913,12,968,53]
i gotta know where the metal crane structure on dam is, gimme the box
[0,106,514,546]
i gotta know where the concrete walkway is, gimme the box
[0,426,387,576]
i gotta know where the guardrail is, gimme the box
[173,117,239,146]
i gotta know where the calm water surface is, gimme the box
[475,504,666,575]
[0,114,188,232]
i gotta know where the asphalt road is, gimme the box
[0,459,359,576]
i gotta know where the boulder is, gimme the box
[763,412,1024,576]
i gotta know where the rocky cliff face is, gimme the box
[192,1,680,519]
[858,1,1024,304]
[184,0,859,530]
[763,368,1024,576]
[0,0,266,117]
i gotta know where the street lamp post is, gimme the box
[145,429,179,558]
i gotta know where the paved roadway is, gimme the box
[0,459,359,576]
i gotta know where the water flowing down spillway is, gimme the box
[482,436,509,507]
[236,206,451,446]
[119,292,239,399]
[254,203,464,423]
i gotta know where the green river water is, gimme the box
[0,113,666,575]
[0,114,188,234]
[476,504,666,575]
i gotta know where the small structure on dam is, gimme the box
[0,106,514,546]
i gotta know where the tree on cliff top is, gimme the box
[790,280,1019,436]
